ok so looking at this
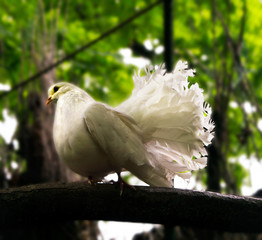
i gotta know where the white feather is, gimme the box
[117,61,214,185]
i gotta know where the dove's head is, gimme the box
[46,82,75,105]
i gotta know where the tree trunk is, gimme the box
[0,2,97,238]
[17,72,73,185]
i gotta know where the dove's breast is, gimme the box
[53,98,114,179]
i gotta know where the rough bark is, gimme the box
[1,182,262,233]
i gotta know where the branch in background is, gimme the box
[0,0,164,99]
[215,1,262,164]
[237,0,247,48]
[1,182,262,233]
[216,4,262,114]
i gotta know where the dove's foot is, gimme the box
[117,172,136,196]
[87,176,96,185]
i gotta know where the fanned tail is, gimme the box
[117,61,214,187]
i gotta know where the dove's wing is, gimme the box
[83,102,147,169]
[84,102,175,187]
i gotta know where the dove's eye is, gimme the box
[53,86,59,93]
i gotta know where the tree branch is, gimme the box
[0,0,164,99]
[1,182,262,233]
[237,0,247,47]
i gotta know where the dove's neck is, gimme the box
[56,90,95,120]
[54,89,95,144]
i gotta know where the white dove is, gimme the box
[46,61,214,190]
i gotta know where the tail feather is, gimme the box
[117,61,214,186]
[125,159,174,187]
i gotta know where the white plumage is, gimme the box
[47,61,214,187]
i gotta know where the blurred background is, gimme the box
[0,0,262,239]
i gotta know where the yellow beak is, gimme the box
[46,96,52,105]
